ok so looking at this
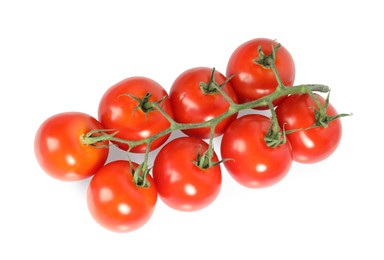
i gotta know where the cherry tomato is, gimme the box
[226,38,295,108]
[275,93,342,163]
[152,137,222,211]
[87,160,157,232]
[98,76,173,153]
[221,114,292,188]
[169,67,238,139]
[34,112,109,181]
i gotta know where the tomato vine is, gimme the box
[35,38,352,232]
[81,42,346,187]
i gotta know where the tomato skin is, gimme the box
[98,77,173,153]
[169,67,238,139]
[226,38,295,108]
[275,94,342,163]
[221,114,292,188]
[87,160,157,233]
[153,137,222,211]
[34,112,109,181]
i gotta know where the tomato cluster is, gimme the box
[34,38,344,232]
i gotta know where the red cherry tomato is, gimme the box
[153,137,222,211]
[169,67,238,139]
[34,112,109,181]
[221,114,292,188]
[98,76,173,153]
[275,93,342,163]
[226,38,295,108]
[87,160,157,232]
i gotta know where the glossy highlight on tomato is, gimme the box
[98,76,173,153]
[87,160,157,232]
[276,93,342,163]
[221,114,292,188]
[153,137,222,211]
[169,67,238,139]
[226,38,295,108]
[34,112,109,181]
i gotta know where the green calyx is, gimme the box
[131,161,151,188]
[199,67,234,94]
[310,92,351,129]
[195,150,211,169]
[119,92,169,122]
[194,148,228,170]
[264,125,287,148]
[123,92,156,113]
[253,42,281,69]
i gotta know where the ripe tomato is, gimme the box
[34,112,109,181]
[98,76,173,153]
[226,38,295,108]
[87,160,157,232]
[275,93,342,163]
[221,114,292,188]
[169,67,238,139]
[152,137,222,211]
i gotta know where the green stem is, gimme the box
[307,90,326,115]
[212,80,237,107]
[200,67,218,94]
[253,42,286,91]
[194,124,217,169]
[269,62,286,91]
[264,102,286,148]
[83,83,330,151]
[151,102,178,127]
[207,125,216,162]
[203,124,217,169]
[268,101,280,134]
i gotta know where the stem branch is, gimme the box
[83,83,330,151]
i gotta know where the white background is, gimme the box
[1,0,383,259]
